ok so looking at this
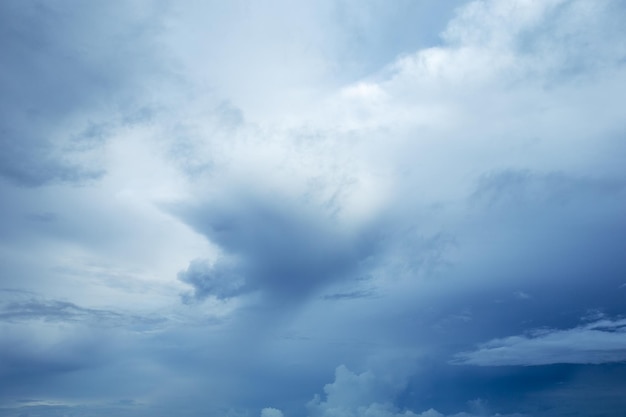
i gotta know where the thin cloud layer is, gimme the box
[453,318,626,366]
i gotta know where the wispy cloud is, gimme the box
[0,292,166,329]
[453,318,626,366]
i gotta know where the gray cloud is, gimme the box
[174,190,383,304]
[0,298,122,323]
[0,289,166,330]
[0,291,164,389]
[2,0,626,416]
[178,257,246,302]
[0,320,112,387]
[0,1,166,186]
[321,289,376,301]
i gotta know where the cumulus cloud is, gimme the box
[307,365,423,417]
[453,318,626,366]
[307,365,524,417]
[261,407,284,417]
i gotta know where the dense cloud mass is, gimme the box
[1,0,625,416]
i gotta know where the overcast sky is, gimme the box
[1,1,626,416]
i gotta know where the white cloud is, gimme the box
[307,365,524,417]
[307,365,420,417]
[442,0,566,47]
[453,318,626,366]
[262,407,285,417]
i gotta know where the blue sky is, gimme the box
[1,1,626,416]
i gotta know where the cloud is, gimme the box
[0,319,109,380]
[2,0,626,415]
[453,318,626,366]
[307,365,525,417]
[470,169,626,210]
[170,0,626,312]
[173,185,384,304]
[321,289,376,301]
[307,365,421,417]
[0,293,166,332]
[178,257,245,302]
[0,1,166,186]
[261,407,284,417]
[0,289,167,387]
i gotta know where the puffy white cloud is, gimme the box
[307,365,524,417]
[307,365,419,417]
[262,407,285,417]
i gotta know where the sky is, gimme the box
[1,0,626,416]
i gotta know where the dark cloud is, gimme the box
[174,191,383,304]
[178,257,246,302]
[0,298,121,322]
[0,1,166,186]
[0,289,166,329]
[321,289,376,301]
[1,0,626,415]
[0,140,105,187]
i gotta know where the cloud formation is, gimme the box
[453,318,626,366]
[2,0,626,416]
[174,186,384,304]
[178,258,245,302]
[306,365,525,417]
[0,1,165,186]
[262,407,285,417]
